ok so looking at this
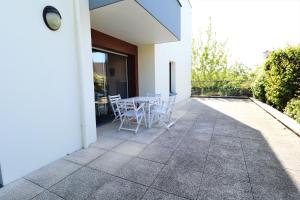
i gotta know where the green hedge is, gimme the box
[263,46,300,111]
[251,45,300,123]
[284,98,300,123]
[252,73,266,102]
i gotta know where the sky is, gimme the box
[190,0,300,67]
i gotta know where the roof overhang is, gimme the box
[90,0,181,45]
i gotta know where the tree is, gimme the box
[192,18,229,88]
[192,18,253,97]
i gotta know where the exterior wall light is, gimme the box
[43,6,62,31]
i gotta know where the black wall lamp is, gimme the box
[43,6,62,31]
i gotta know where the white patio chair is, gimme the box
[108,94,121,123]
[116,99,146,133]
[150,94,177,129]
[147,94,162,127]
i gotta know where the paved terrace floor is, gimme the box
[1,98,300,200]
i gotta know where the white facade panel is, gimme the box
[138,45,156,96]
[0,0,96,184]
[154,0,192,102]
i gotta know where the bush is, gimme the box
[284,98,300,123]
[263,46,300,111]
[252,74,266,102]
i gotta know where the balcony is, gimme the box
[89,0,181,44]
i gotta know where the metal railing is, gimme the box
[191,80,252,97]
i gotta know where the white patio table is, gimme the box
[119,96,160,128]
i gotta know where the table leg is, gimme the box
[148,103,151,128]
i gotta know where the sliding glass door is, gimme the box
[92,49,128,125]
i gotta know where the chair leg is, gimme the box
[156,114,170,130]
[135,116,142,134]
[118,116,125,131]
[112,116,118,123]
[143,112,148,128]
[150,112,158,127]
[160,119,169,130]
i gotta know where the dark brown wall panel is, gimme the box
[91,29,139,96]
[91,29,137,56]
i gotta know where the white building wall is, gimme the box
[0,0,96,185]
[154,0,192,102]
[138,45,156,96]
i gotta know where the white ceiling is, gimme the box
[90,0,178,45]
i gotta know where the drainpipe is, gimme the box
[73,0,96,148]
[0,164,3,188]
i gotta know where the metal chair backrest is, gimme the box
[108,94,121,115]
[146,93,161,105]
[124,98,137,111]
[154,94,162,105]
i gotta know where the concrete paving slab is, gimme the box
[247,162,298,187]
[177,138,210,154]
[113,141,147,156]
[129,128,163,144]
[151,133,183,149]
[198,174,253,200]
[88,151,132,175]
[152,164,202,200]
[25,159,81,189]
[100,129,135,140]
[168,150,206,172]
[210,135,241,147]
[138,144,174,164]
[142,188,187,200]
[50,167,114,200]
[0,179,43,200]
[188,132,212,142]
[32,190,64,200]
[203,155,248,182]
[251,183,300,200]
[87,177,147,200]
[243,148,282,169]
[90,137,125,150]
[64,148,106,165]
[117,157,164,186]
[208,143,244,162]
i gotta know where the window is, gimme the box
[169,61,176,94]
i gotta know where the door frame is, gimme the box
[91,29,138,97]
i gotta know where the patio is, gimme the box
[1,98,299,200]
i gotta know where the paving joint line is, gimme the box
[139,116,199,200]
[25,177,67,200]
[240,140,255,200]
[195,113,219,199]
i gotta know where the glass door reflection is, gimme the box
[92,49,128,125]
